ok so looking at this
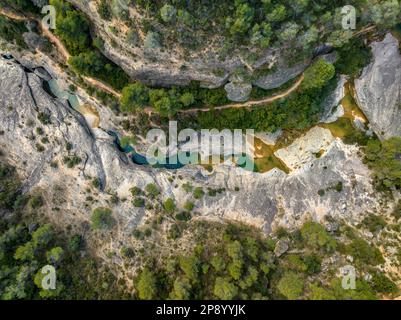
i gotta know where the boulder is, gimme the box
[224,81,252,102]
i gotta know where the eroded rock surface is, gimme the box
[0,56,381,240]
[355,33,401,139]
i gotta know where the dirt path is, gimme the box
[83,76,122,98]
[179,74,304,114]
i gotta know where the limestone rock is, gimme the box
[253,60,308,90]
[355,33,401,139]
[0,55,383,239]
[224,81,252,102]
[274,239,289,257]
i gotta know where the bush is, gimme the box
[137,268,157,300]
[32,224,54,246]
[130,186,143,196]
[300,221,336,251]
[183,201,194,212]
[91,207,115,230]
[302,59,335,90]
[160,4,177,23]
[28,195,44,209]
[277,272,304,300]
[193,187,204,199]
[68,235,83,252]
[175,211,191,222]
[164,198,176,213]
[361,214,386,233]
[121,83,149,112]
[97,0,112,20]
[133,197,145,208]
[371,273,398,294]
[364,137,401,190]
[145,183,160,198]
[38,112,51,125]
[345,237,384,266]
[213,277,238,300]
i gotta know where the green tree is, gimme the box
[137,267,157,299]
[169,277,191,299]
[277,272,304,300]
[121,83,150,113]
[266,5,287,23]
[145,183,160,198]
[14,242,35,261]
[365,137,401,190]
[179,255,200,281]
[300,221,336,250]
[302,59,335,90]
[180,92,195,107]
[278,22,300,43]
[46,247,64,264]
[211,256,226,272]
[144,31,161,49]
[193,187,204,199]
[160,4,177,23]
[369,0,401,28]
[50,0,91,55]
[213,277,238,300]
[32,224,54,247]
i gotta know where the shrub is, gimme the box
[371,272,398,294]
[121,83,149,113]
[213,277,238,300]
[345,237,384,266]
[68,235,83,252]
[183,201,194,212]
[168,224,182,239]
[193,187,204,199]
[137,268,157,300]
[145,183,160,198]
[392,201,401,220]
[160,4,177,23]
[302,59,335,90]
[133,197,145,208]
[133,229,144,240]
[32,224,54,246]
[300,221,336,251]
[46,247,64,264]
[97,0,112,20]
[38,112,51,125]
[277,272,304,300]
[28,195,44,209]
[362,214,386,233]
[175,211,191,221]
[182,182,193,193]
[364,137,401,190]
[91,207,115,230]
[92,178,101,189]
[130,186,143,196]
[121,246,135,259]
[164,198,176,213]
